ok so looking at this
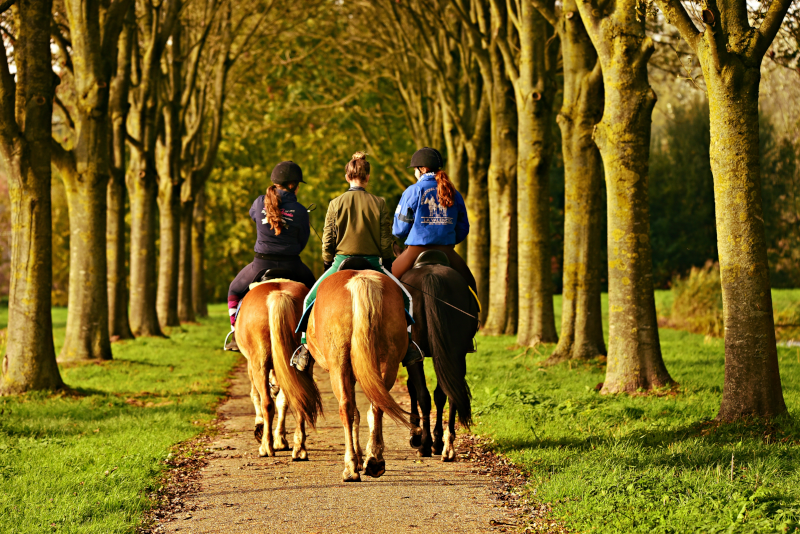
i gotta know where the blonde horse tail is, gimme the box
[268,290,323,428]
[346,273,417,431]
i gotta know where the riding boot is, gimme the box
[402,340,424,367]
[290,344,313,371]
[224,327,240,352]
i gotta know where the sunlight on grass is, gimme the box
[0,305,238,533]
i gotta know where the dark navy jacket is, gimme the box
[392,173,469,246]
[249,189,310,256]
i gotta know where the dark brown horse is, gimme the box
[236,279,323,459]
[402,263,478,460]
[307,269,420,481]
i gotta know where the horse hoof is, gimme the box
[292,448,309,461]
[364,458,386,478]
[273,440,290,451]
[254,423,264,442]
[259,445,275,457]
[442,450,456,462]
[342,470,361,482]
[417,447,432,458]
[433,441,444,455]
[409,434,423,450]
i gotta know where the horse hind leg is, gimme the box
[272,381,290,451]
[248,363,265,443]
[353,406,363,471]
[292,418,308,461]
[442,401,457,462]
[332,371,360,482]
[407,362,432,457]
[364,404,386,478]
[433,384,447,455]
[255,363,276,457]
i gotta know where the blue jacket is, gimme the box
[392,173,469,246]
[249,189,310,256]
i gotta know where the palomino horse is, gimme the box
[306,268,420,481]
[236,279,323,459]
[401,260,478,461]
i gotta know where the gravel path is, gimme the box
[165,361,517,533]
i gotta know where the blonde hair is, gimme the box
[345,151,370,181]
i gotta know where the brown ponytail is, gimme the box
[345,151,370,180]
[264,185,284,235]
[434,170,455,208]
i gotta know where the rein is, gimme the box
[400,280,480,322]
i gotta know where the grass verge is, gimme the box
[422,289,800,533]
[0,305,238,533]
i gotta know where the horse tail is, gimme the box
[268,290,323,428]
[346,272,417,431]
[422,271,472,428]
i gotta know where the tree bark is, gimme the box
[177,196,195,322]
[483,33,519,336]
[655,0,791,418]
[577,0,672,392]
[192,188,208,318]
[464,125,491,325]
[107,10,134,340]
[498,2,559,346]
[0,0,63,393]
[536,0,606,363]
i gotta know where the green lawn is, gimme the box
[0,305,238,533]
[434,289,800,533]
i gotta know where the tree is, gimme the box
[0,0,63,393]
[126,0,179,337]
[492,0,560,345]
[532,0,607,362]
[576,0,673,392]
[655,0,793,418]
[50,0,133,360]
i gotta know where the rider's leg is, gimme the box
[378,259,422,367]
[225,262,259,351]
[390,245,426,281]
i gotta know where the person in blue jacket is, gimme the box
[224,161,316,351]
[391,147,476,291]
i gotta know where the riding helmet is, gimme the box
[407,147,443,170]
[270,160,305,184]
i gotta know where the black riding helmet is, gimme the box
[407,147,443,170]
[271,160,305,184]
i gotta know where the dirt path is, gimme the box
[156,361,518,533]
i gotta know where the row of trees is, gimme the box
[0,0,304,393]
[333,0,796,420]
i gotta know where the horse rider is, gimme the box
[391,147,477,294]
[224,160,316,351]
[292,151,423,370]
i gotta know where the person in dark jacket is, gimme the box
[392,147,477,293]
[224,161,316,351]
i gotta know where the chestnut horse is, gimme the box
[236,280,323,459]
[307,269,420,481]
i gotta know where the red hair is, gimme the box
[263,182,298,235]
[421,166,455,208]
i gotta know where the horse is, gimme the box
[236,278,323,459]
[306,265,420,482]
[400,255,478,461]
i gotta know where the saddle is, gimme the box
[251,268,295,285]
[338,257,374,271]
[413,250,450,269]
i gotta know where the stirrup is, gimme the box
[402,340,425,367]
[290,345,310,372]
[223,329,239,352]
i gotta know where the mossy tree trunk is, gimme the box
[0,0,64,393]
[156,23,183,329]
[192,188,208,318]
[656,0,792,419]
[126,0,179,337]
[107,10,134,340]
[534,0,607,363]
[50,0,132,361]
[577,0,673,393]
[495,0,559,345]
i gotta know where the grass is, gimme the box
[0,305,238,533]
[418,289,800,533]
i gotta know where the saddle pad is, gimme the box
[248,278,294,291]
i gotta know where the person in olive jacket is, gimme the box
[291,151,422,371]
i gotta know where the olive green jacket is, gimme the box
[321,188,394,263]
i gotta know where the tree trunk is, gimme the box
[442,101,469,260]
[60,169,112,361]
[0,0,63,393]
[514,7,559,346]
[546,0,606,363]
[156,177,181,328]
[192,188,208,318]
[578,0,672,392]
[127,148,163,337]
[107,9,134,341]
[106,171,133,339]
[464,125,491,326]
[177,195,195,322]
[483,51,519,336]
[706,66,786,420]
